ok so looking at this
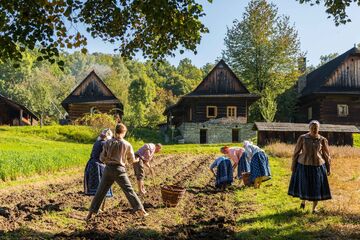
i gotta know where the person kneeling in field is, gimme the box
[209,150,233,191]
[220,146,248,179]
[243,141,271,188]
[133,143,162,195]
[86,123,148,221]
[84,128,113,211]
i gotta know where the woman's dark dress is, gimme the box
[84,139,113,197]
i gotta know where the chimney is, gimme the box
[297,57,307,94]
[298,57,307,73]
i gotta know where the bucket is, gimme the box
[242,172,251,186]
[160,185,186,207]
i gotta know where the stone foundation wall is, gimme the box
[178,121,256,144]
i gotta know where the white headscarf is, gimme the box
[309,120,320,128]
[243,140,262,162]
[97,128,113,141]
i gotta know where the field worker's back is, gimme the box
[100,138,136,167]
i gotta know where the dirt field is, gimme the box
[0,152,359,240]
[0,153,244,239]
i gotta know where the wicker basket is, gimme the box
[242,172,251,186]
[160,185,186,207]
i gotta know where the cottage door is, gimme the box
[232,129,239,143]
[200,129,207,144]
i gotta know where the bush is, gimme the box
[74,113,116,134]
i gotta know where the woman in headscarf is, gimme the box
[209,148,233,191]
[84,128,113,211]
[288,120,331,213]
[243,141,271,188]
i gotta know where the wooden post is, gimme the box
[19,109,23,126]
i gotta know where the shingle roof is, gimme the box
[254,122,360,133]
[61,71,122,111]
[301,47,360,97]
[189,59,251,95]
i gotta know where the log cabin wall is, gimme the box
[319,95,360,125]
[325,56,360,88]
[189,98,247,122]
[297,98,322,123]
[67,103,118,121]
[0,101,9,125]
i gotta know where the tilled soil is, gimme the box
[0,154,246,239]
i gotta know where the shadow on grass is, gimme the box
[2,211,359,240]
[1,217,237,240]
[236,209,360,240]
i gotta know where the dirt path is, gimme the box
[0,154,247,239]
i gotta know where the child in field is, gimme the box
[86,124,148,221]
[243,141,271,188]
[209,149,233,191]
[84,128,113,211]
[133,143,162,195]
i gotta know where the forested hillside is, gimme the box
[0,51,213,127]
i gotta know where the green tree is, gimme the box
[318,53,339,67]
[177,58,203,89]
[0,0,211,65]
[127,74,156,127]
[201,63,215,77]
[297,0,359,26]
[223,0,301,122]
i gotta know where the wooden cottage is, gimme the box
[165,60,259,126]
[0,94,38,126]
[254,122,360,147]
[297,47,360,125]
[61,71,123,121]
[164,60,259,144]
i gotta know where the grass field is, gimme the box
[0,126,359,239]
[0,126,233,182]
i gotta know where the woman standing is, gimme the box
[86,123,148,220]
[288,120,331,213]
[84,128,113,211]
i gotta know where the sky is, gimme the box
[83,0,360,68]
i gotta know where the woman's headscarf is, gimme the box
[243,140,262,161]
[309,120,320,128]
[98,128,113,140]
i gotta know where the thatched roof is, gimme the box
[254,122,360,133]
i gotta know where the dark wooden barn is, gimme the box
[297,47,360,126]
[61,71,123,122]
[164,60,259,126]
[254,122,360,147]
[0,94,38,126]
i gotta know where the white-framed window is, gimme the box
[227,106,237,118]
[206,106,217,118]
[307,107,312,120]
[337,104,349,117]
